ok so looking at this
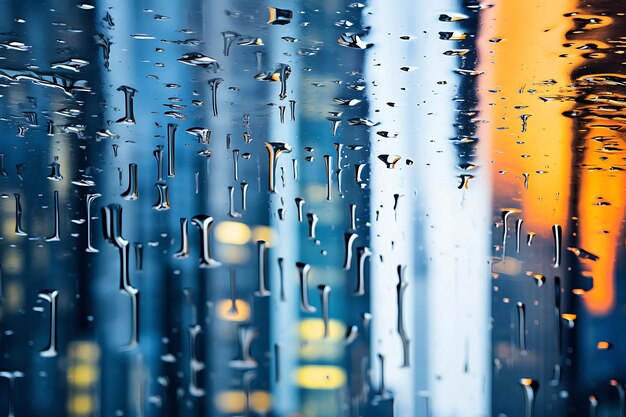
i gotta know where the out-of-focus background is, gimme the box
[0,0,624,416]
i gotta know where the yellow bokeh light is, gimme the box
[250,391,272,413]
[215,390,272,413]
[214,221,251,245]
[520,378,534,387]
[68,394,94,415]
[3,251,23,274]
[216,299,251,322]
[294,365,346,390]
[70,342,100,362]
[5,282,23,312]
[299,318,345,342]
[67,364,98,387]
[305,184,328,203]
[215,391,245,413]
[252,225,277,246]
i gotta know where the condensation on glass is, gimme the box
[0,0,624,417]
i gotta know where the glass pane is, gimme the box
[0,1,624,417]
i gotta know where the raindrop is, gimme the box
[38,290,59,357]
[295,198,304,222]
[338,34,373,49]
[306,213,319,239]
[501,208,521,259]
[342,233,358,270]
[264,142,292,193]
[397,265,410,367]
[47,157,63,181]
[517,302,527,353]
[318,285,331,338]
[515,219,523,253]
[116,85,137,124]
[228,186,242,218]
[267,7,293,25]
[14,193,27,236]
[45,191,60,242]
[174,218,190,259]
[190,215,221,268]
[240,182,249,211]
[208,78,223,117]
[519,378,539,417]
[167,123,177,177]
[101,204,139,349]
[324,155,332,201]
[153,183,171,211]
[177,52,218,68]
[186,127,211,144]
[85,193,101,253]
[552,224,562,268]
[121,163,139,200]
[354,247,371,296]
[153,146,164,182]
[296,262,316,313]
[378,154,401,169]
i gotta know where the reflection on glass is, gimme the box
[0,0,624,417]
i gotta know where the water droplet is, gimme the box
[396,265,410,367]
[519,378,539,417]
[318,285,331,338]
[190,216,221,269]
[517,302,527,353]
[116,85,137,124]
[186,127,211,144]
[177,52,218,69]
[354,247,371,296]
[378,154,401,169]
[208,78,223,117]
[153,183,171,211]
[45,191,60,242]
[101,204,139,349]
[338,34,373,49]
[265,142,292,193]
[174,218,190,259]
[552,224,562,268]
[14,193,27,236]
[306,213,319,240]
[296,262,316,313]
[121,163,139,200]
[167,123,177,177]
[342,233,358,270]
[267,7,293,25]
[85,194,101,253]
[38,290,59,357]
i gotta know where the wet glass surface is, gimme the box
[0,1,624,416]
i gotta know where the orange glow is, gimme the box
[214,390,272,413]
[597,341,611,349]
[577,124,624,315]
[478,0,624,316]
[520,378,534,386]
[216,299,251,322]
[478,0,580,236]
